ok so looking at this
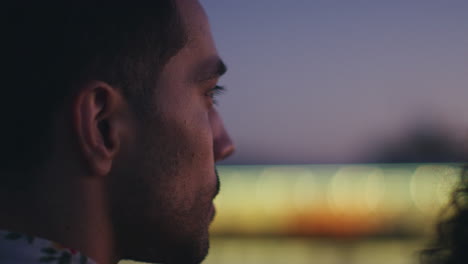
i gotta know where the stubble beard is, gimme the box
[110,120,217,264]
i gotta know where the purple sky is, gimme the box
[200,0,468,164]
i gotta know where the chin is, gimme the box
[123,224,211,264]
[166,227,211,264]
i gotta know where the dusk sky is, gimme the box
[200,0,468,164]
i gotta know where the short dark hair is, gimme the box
[1,1,187,185]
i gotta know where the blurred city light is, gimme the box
[203,163,462,264]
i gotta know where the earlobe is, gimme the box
[73,81,124,177]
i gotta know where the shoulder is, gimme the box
[0,230,97,264]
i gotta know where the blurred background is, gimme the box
[203,0,468,165]
[201,0,468,263]
[205,164,461,264]
[127,0,468,263]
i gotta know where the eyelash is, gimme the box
[207,85,225,105]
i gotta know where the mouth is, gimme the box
[213,168,221,199]
[209,202,216,222]
[209,168,220,222]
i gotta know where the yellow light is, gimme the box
[328,165,383,216]
[410,165,461,215]
[292,169,319,212]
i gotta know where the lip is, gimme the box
[209,202,216,221]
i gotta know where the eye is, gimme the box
[206,85,226,106]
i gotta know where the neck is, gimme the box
[0,171,118,264]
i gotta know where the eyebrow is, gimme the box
[192,56,227,83]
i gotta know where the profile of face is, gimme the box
[107,1,234,263]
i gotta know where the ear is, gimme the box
[72,81,126,177]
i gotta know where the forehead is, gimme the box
[175,0,213,47]
[154,0,220,95]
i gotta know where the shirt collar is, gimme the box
[0,230,97,264]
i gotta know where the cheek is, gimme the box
[148,110,215,210]
[173,118,215,197]
[168,96,214,164]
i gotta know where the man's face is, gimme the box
[109,1,234,263]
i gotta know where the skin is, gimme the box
[0,1,234,264]
[107,1,234,263]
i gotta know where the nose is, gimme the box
[210,109,235,162]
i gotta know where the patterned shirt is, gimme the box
[0,230,97,264]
